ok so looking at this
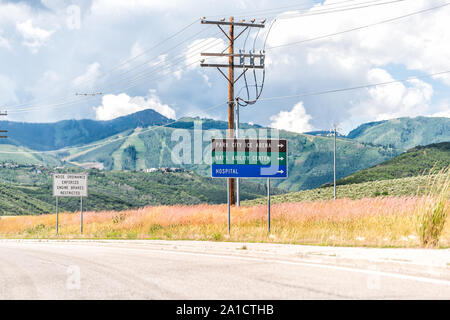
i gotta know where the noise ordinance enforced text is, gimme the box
[53,173,88,197]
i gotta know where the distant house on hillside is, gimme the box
[143,167,186,173]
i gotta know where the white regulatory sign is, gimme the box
[53,173,88,197]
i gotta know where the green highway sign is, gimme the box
[211,138,288,178]
[212,151,287,166]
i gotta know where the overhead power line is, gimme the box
[109,0,407,91]
[262,0,409,20]
[101,34,223,93]
[105,27,211,83]
[7,34,224,114]
[256,70,450,103]
[0,111,7,139]
[209,0,380,19]
[95,18,202,83]
[267,2,450,50]
[5,18,202,110]
[99,0,424,98]
[7,32,224,114]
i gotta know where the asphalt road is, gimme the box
[0,240,449,299]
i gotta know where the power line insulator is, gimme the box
[249,51,255,66]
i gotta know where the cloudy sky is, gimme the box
[0,0,449,133]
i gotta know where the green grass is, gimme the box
[416,168,450,247]
[243,175,433,206]
[330,142,450,186]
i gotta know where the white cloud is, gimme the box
[16,19,54,52]
[0,36,10,50]
[94,90,176,120]
[0,29,10,50]
[270,101,313,133]
[117,42,163,71]
[0,74,17,104]
[351,68,434,121]
[261,0,450,129]
[202,74,212,88]
[129,42,145,60]
[266,0,450,80]
[91,0,180,16]
[431,110,450,118]
[72,62,101,88]
[430,100,450,118]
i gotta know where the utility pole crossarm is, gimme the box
[201,52,264,57]
[200,63,264,69]
[0,110,7,138]
[201,19,265,28]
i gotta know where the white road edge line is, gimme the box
[135,248,450,287]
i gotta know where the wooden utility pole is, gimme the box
[228,17,235,205]
[0,111,7,139]
[200,16,265,205]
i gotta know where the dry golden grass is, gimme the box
[1,197,449,247]
[416,168,450,247]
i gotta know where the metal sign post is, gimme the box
[227,178,231,236]
[80,196,83,234]
[56,196,59,235]
[235,103,240,207]
[267,178,271,233]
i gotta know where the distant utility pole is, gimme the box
[200,16,265,206]
[0,110,7,139]
[333,126,336,200]
[75,92,103,96]
[329,123,341,200]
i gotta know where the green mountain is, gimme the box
[0,166,285,215]
[329,142,450,186]
[0,109,170,151]
[347,116,450,150]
